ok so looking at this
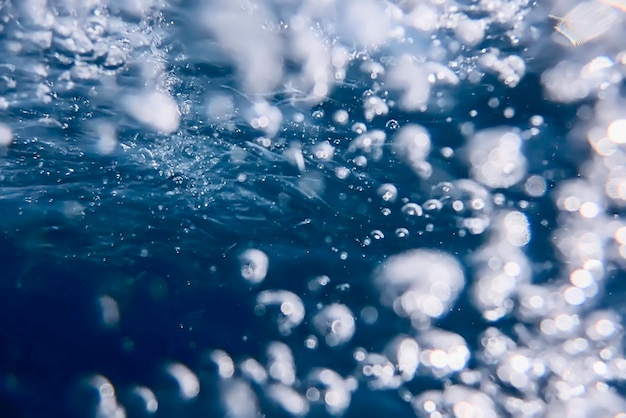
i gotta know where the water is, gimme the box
[1,0,626,417]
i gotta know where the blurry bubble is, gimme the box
[377,183,398,202]
[524,175,547,197]
[312,304,356,347]
[313,141,335,161]
[333,110,349,125]
[206,94,235,122]
[349,130,386,162]
[266,384,309,416]
[468,128,527,189]
[503,211,531,247]
[384,336,420,382]
[239,358,267,385]
[129,386,158,414]
[401,202,423,218]
[373,249,465,326]
[356,352,399,390]
[238,249,269,284]
[164,363,200,400]
[608,119,626,144]
[418,329,470,377]
[308,275,331,293]
[266,342,296,386]
[306,369,352,416]
[479,327,517,364]
[95,123,117,155]
[78,375,124,418]
[221,379,259,418]
[256,290,305,336]
[210,350,235,379]
[98,295,120,328]
[360,306,378,325]
[123,91,180,134]
[444,385,498,418]
[387,55,430,112]
[393,124,431,177]
[363,95,389,122]
[585,311,621,342]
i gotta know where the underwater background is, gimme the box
[1,0,626,417]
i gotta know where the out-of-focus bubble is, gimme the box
[266,342,296,386]
[349,129,386,162]
[584,310,621,342]
[386,55,431,111]
[239,358,268,385]
[98,295,120,328]
[164,363,200,400]
[95,123,117,155]
[312,303,356,347]
[373,249,465,327]
[256,290,305,336]
[360,306,378,325]
[555,180,605,218]
[266,384,309,416]
[238,248,269,284]
[355,352,399,390]
[412,385,498,418]
[418,329,470,377]
[0,123,14,147]
[384,336,420,382]
[412,390,445,418]
[306,368,352,416]
[608,119,626,144]
[401,202,423,219]
[333,110,349,125]
[221,379,259,418]
[313,141,335,161]
[210,350,235,379]
[393,124,431,177]
[377,183,398,203]
[524,175,547,197]
[468,127,527,189]
[516,284,552,322]
[502,211,531,247]
[78,375,125,418]
[128,386,158,415]
[123,91,180,134]
[479,327,517,365]
[496,349,545,393]
[206,94,235,122]
[444,385,498,418]
[246,101,283,138]
[363,95,389,122]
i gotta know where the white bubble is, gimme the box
[306,369,352,416]
[393,124,431,177]
[0,123,13,147]
[164,363,200,400]
[124,91,180,134]
[312,304,356,347]
[256,290,305,336]
[373,249,465,325]
[468,128,527,189]
[238,249,269,284]
[266,384,309,416]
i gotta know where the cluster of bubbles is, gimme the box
[3,0,626,417]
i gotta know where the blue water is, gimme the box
[1,1,626,417]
